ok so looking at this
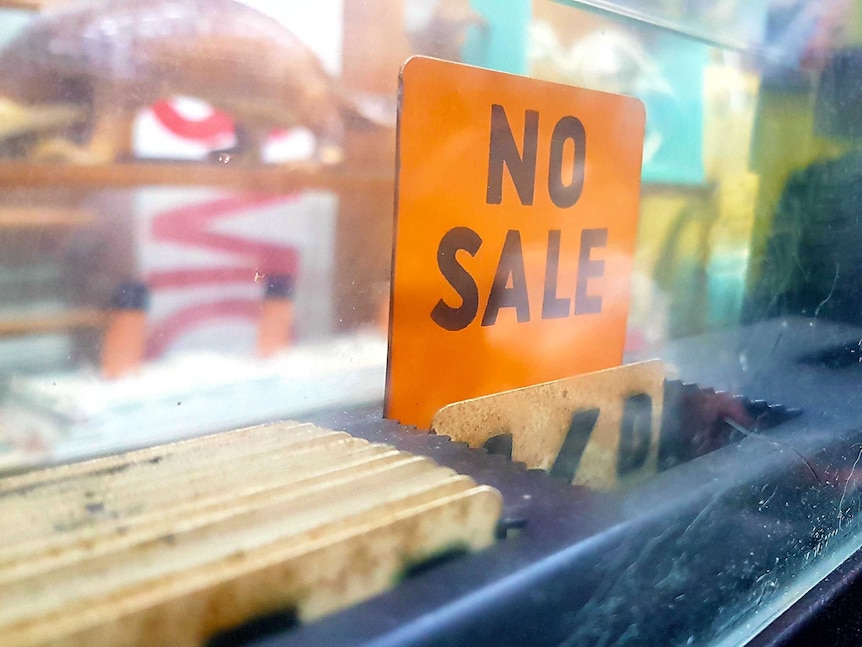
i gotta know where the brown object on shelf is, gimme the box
[0,421,502,647]
[0,0,389,164]
[100,281,148,380]
[256,274,295,358]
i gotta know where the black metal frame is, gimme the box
[235,317,862,647]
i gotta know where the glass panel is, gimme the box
[3,1,862,645]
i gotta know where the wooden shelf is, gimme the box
[0,206,95,228]
[0,161,393,193]
[0,308,105,336]
[0,0,66,9]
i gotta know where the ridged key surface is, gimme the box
[0,421,502,647]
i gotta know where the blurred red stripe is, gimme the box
[146,298,259,358]
[151,100,235,140]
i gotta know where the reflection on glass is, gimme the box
[2,1,862,645]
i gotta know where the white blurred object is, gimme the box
[567,30,672,96]
[530,21,673,97]
[2,332,387,465]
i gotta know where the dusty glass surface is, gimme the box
[529,1,862,644]
[2,0,862,645]
[0,0,397,467]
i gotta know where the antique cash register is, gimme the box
[3,1,862,646]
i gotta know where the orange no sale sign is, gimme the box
[386,57,646,429]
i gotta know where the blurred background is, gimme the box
[0,0,858,470]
